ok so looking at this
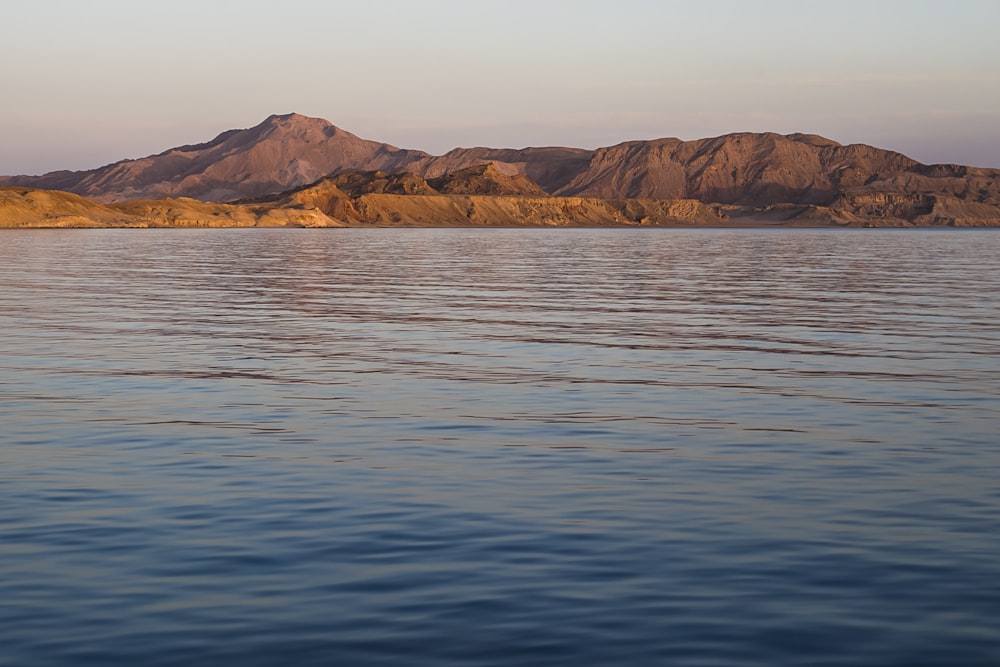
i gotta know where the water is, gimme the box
[1,228,999,666]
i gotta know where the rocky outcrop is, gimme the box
[409,147,594,194]
[0,186,342,228]
[0,187,135,228]
[342,194,726,227]
[249,172,726,226]
[831,192,1000,227]
[427,163,548,196]
[832,192,935,221]
[312,171,440,197]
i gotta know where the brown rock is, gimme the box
[0,186,344,228]
[427,163,548,196]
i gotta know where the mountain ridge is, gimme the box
[0,114,429,202]
[2,113,999,226]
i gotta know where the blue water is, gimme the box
[1,228,999,666]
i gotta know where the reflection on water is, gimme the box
[1,228,999,666]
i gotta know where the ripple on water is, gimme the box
[1,228,999,666]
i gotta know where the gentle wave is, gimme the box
[1,228,999,666]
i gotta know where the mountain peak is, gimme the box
[267,112,308,121]
[262,112,330,127]
[256,112,342,138]
[0,113,429,202]
[785,132,842,147]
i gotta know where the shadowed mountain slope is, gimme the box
[409,147,594,194]
[315,171,440,197]
[427,162,549,196]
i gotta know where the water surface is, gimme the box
[2,228,999,666]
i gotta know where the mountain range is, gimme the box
[2,112,999,226]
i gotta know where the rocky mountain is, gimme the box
[550,133,918,203]
[404,133,1000,225]
[3,113,999,225]
[0,113,428,202]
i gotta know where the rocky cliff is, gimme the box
[247,174,728,227]
[1,181,727,229]
[0,186,342,228]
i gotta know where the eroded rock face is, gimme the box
[0,184,730,229]
[323,171,440,197]
[336,194,727,227]
[0,187,132,227]
[0,186,343,228]
[551,133,920,203]
[409,147,594,194]
[427,163,549,197]
[830,192,1000,227]
[833,192,935,220]
[5,179,999,229]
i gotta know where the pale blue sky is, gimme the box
[3,0,999,174]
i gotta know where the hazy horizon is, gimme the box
[4,0,999,175]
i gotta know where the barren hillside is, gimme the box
[3,113,999,225]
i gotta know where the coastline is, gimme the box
[4,186,998,230]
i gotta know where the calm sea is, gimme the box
[1,228,999,666]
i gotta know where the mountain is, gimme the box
[0,113,428,202]
[551,133,918,203]
[2,113,999,225]
[403,133,1000,224]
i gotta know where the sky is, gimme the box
[3,0,999,174]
